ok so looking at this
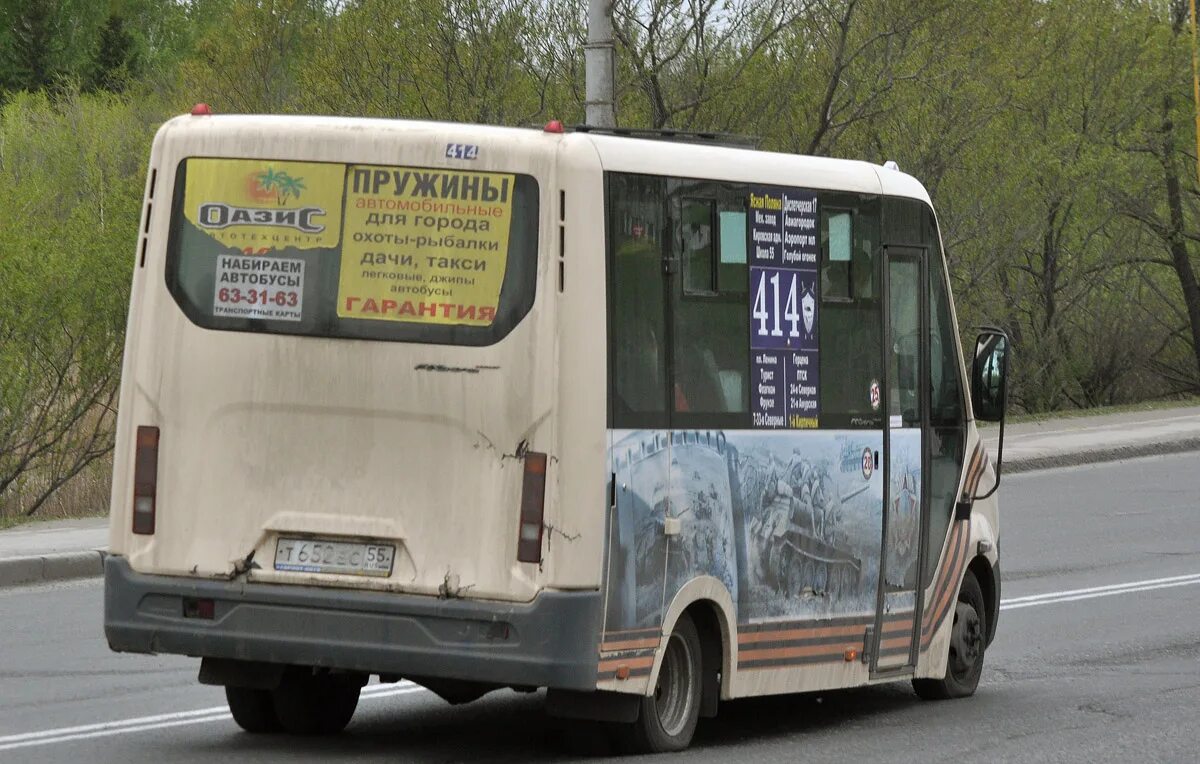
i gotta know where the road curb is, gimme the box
[0,550,106,589]
[0,438,1196,589]
[1001,436,1200,474]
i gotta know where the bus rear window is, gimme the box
[165,158,539,346]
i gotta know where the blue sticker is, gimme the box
[444,143,479,160]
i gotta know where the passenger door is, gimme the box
[874,244,926,673]
[604,173,673,636]
[662,183,748,606]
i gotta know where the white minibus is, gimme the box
[105,109,1009,752]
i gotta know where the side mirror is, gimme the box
[971,332,1009,422]
[970,328,1010,500]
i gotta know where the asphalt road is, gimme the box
[2,453,1198,763]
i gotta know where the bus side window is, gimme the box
[718,210,747,293]
[682,199,716,296]
[609,174,669,424]
[819,195,882,428]
[924,207,966,583]
[822,210,853,299]
[671,187,749,419]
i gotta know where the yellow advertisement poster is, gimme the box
[337,165,514,326]
[183,159,344,252]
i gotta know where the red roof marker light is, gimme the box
[543,120,564,134]
[191,103,213,116]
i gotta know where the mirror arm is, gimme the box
[974,412,1003,500]
[971,324,1009,502]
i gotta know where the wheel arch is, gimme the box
[967,555,999,646]
[654,576,737,703]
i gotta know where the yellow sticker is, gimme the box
[183,159,344,252]
[337,165,515,326]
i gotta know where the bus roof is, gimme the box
[581,130,930,204]
[157,113,932,204]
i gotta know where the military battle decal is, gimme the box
[604,429,888,634]
[599,430,981,679]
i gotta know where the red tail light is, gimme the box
[132,426,160,535]
[517,452,548,563]
[183,597,215,619]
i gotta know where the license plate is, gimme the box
[274,537,395,577]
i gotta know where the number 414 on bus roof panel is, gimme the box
[749,186,819,429]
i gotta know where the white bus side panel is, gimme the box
[541,137,608,590]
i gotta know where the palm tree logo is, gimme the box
[255,167,306,205]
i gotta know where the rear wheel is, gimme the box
[913,570,986,700]
[271,669,362,735]
[624,613,702,753]
[225,686,281,733]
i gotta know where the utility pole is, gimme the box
[585,0,616,127]
[1190,0,1200,182]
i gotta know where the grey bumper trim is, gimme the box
[104,556,603,691]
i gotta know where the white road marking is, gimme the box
[0,682,424,752]
[7,573,1199,751]
[0,715,233,752]
[1000,573,1200,610]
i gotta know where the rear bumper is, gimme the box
[104,556,603,691]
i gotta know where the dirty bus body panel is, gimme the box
[105,115,610,691]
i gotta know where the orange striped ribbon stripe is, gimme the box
[920,519,970,649]
[877,611,916,662]
[597,627,660,681]
[960,443,990,502]
[736,612,912,670]
[916,441,985,649]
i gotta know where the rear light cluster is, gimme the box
[183,597,215,619]
[132,426,160,534]
[517,452,548,563]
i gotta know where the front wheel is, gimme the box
[623,613,703,753]
[913,569,986,700]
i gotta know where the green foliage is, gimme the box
[290,0,578,123]
[89,14,140,92]
[8,0,1200,516]
[0,0,102,92]
[0,87,163,517]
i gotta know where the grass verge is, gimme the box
[0,455,110,530]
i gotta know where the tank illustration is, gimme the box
[606,429,886,629]
[743,450,865,599]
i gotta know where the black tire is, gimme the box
[913,569,986,700]
[225,686,281,734]
[624,613,703,753]
[271,670,362,735]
